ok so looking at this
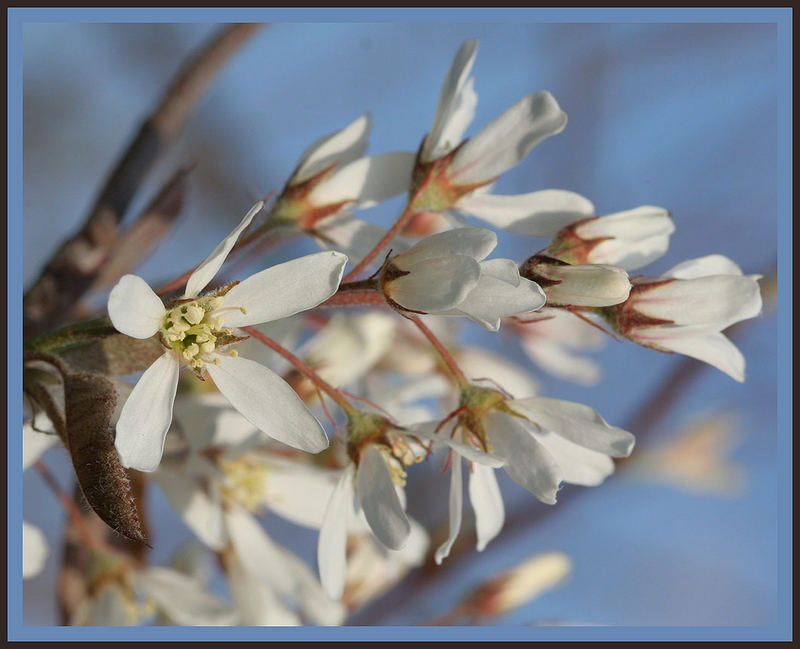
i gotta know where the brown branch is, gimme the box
[23,23,264,339]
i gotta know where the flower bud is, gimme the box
[546,206,673,271]
[520,255,631,307]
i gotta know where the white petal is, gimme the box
[450,267,546,331]
[424,39,479,161]
[22,521,48,579]
[577,206,673,240]
[413,422,506,467]
[663,254,744,280]
[205,355,328,453]
[486,412,563,504]
[434,452,463,565]
[394,227,497,267]
[138,567,238,626]
[115,352,180,472]
[318,466,355,599]
[451,91,567,184]
[293,113,371,183]
[511,397,635,457]
[520,335,602,386]
[313,214,411,261]
[260,457,340,529]
[309,153,415,209]
[107,274,166,339]
[357,445,411,550]
[221,251,347,328]
[22,422,58,470]
[183,201,263,298]
[84,584,130,626]
[389,254,481,313]
[468,464,504,552]
[649,328,747,382]
[532,431,616,486]
[226,555,301,626]
[542,264,631,307]
[151,469,226,550]
[458,189,594,237]
[633,275,762,329]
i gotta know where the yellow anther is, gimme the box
[239,306,248,314]
[184,305,205,325]
[201,341,216,354]
[229,349,239,358]
[182,343,200,360]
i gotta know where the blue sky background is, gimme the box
[20,21,781,629]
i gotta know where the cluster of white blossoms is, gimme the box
[25,38,762,626]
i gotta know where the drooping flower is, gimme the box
[599,254,762,381]
[380,227,546,330]
[415,384,635,563]
[408,39,593,238]
[545,205,674,271]
[107,200,348,471]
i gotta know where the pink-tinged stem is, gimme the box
[342,203,418,282]
[240,326,354,413]
[407,315,468,387]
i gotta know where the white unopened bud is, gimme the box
[521,256,630,307]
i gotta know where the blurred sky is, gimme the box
[21,22,780,628]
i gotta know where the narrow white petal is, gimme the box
[487,412,563,504]
[357,445,411,550]
[451,91,567,184]
[520,335,602,386]
[260,457,340,529]
[115,353,180,472]
[226,555,300,626]
[654,329,747,382]
[222,251,347,328]
[532,431,616,486]
[151,469,226,550]
[633,275,762,329]
[394,227,497,267]
[389,254,481,313]
[293,113,372,183]
[663,254,744,280]
[450,269,546,331]
[205,355,328,453]
[138,567,238,626]
[309,152,415,209]
[577,206,673,240]
[22,422,58,470]
[424,39,479,161]
[183,201,264,298]
[107,274,165,339]
[458,190,594,237]
[468,464,504,552]
[318,467,355,599]
[511,397,635,457]
[412,423,506,467]
[22,521,48,579]
[434,453,463,565]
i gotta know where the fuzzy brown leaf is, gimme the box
[63,372,148,545]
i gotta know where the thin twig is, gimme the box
[23,23,264,338]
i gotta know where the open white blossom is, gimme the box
[604,254,762,381]
[415,386,634,563]
[381,227,546,330]
[412,39,592,237]
[107,200,348,471]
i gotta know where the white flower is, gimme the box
[416,387,634,563]
[266,113,415,259]
[22,419,58,579]
[381,227,546,330]
[546,205,674,271]
[520,256,631,307]
[606,254,762,381]
[412,39,591,237]
[107,200,348,471]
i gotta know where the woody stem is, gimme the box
[240,326,354,413]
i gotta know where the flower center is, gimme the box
[161,296,244,369]
[220,457,266,512]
